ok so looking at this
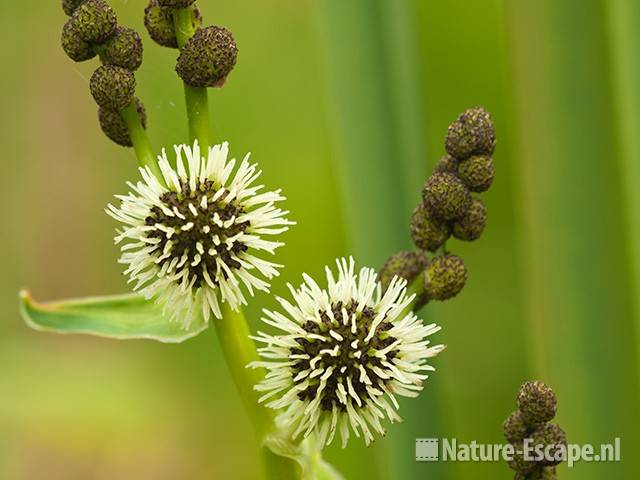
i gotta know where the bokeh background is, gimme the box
[1,0,639,478]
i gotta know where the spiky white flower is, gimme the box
[250,257,445,448]
[107,141,292,327]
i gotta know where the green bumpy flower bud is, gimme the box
[98,97,146,147]
[457,154,495,192]
[434,154,458,174]
[72,0,117,44]
[508,443,538,475]
[102,26,143,71]
[517,381,557,426]
[158,0,195,6]
[62,0,88,16]
[422,172,472,221]
[61,19,96,62]
[90,65,136,111]
[144,0,202,49]
[503,410,529,443]
[445,107,496,160]
[530,424,567,467]
[410,203,450,252]
[424,254,467,301]
[453,197,486,241]
[176,25,238,88]
[379,250,429,291]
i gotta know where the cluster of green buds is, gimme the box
[503,381,567,479]
[380,107,496,307]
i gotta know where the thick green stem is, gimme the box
[173,7,211,149]
[119,101,163,181]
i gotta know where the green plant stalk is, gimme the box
[120,101,163,181]
[173,7,211,150]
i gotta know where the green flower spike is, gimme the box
[424,254,468,301]
[530,423,567,467]
[434,154,459,174]
[422,171,472,221]
[102,26,143,71]
[379,250,429,291]
[445,106,496,160]
[453,197,487,241]
[144,0,202,49]
[98,97,146,147]
[410,203,451,251]
[458,154,495,192]
[176,25,238,87]
[158,0,195,6]
[90,65,136,111]
[62,0,88,17]
[503,410,529,443]
[517,381,558,426]
[61,19,96,62]
[71,0,117,44]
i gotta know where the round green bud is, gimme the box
[503,410,529,443]
[530,424,567,467]
[424,254,467,301]
[102,26,143,71]
[176,25,238,88]
[62,0,88,16]
[445,107,496,160]
[144,0,202,49]
[457,155,495,192]
[379,250,429,291]
[410,203,450,252]
[98,97,146,147]
[71,0,117,44]
[508,442,538,475]
[422,172,472,221]
[61,19,96,62]
[90,65,136,111]
[434,154,458,174]
[453,197,486,241]
[517,381,557,426]
[158,0,195,6]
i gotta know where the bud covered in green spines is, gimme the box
[61,19,96,62]
[503,410,529,443]
[424,254,467,301]
[530,424,567,467]
[457,154,495,192]
[90,65,136,111]
[71,0,117,44]
[102,26,143,71]
[176,25,238,87]
[410,203,450,252]
[422,172,472,221]
[445,107,496,160]
[62,0,88,16]
[453,197,486,241]
[158,0,195,6]
[144,0,202,49]
[517,381,557,426]
[98,97,146,147]
[379,250,429,291]
[434,154,459,174]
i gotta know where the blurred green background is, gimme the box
[1,0,639,478]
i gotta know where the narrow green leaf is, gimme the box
[19,290,207,343]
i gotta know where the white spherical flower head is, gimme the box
[107,141,292,327]
[251,258,445,448]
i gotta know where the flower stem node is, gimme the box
[434,154,459,174]
[61,19,96,62]
[445,107,496,160]
[102,26,144,71]
[379,250,429,291]
[457,155,495,192]
[158,0,195,6]
[144,0,202,49]
[71,0,117,44]
[62,0,88,17]
[424,254,467,301]
[410,203,450,252]
[176,26,238,88]
[530,424,567,467]
[90,65,136,111]
[452,197,486,241]
[503,410,528,443]
[98,97,146,147]
[517,381,557,426]
[422,172,472,221]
